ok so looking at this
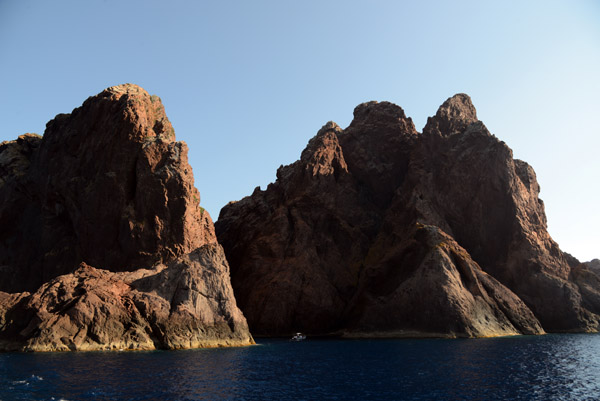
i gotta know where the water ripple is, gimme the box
[1,334,600,400]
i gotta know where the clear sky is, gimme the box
[1,1,599,261]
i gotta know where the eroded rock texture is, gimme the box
[216,94,599,337]
[0,84,253,351]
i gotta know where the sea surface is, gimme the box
[1,334,600,400]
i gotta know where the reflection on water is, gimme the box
[1,334,600,400]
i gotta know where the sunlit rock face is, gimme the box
[0,84,253,351]
[217,94,600,337]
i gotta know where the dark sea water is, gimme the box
[1,334,600,401]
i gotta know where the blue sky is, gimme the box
[1,1,599,261]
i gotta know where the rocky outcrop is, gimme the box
[0,84,253,350]
[0,245,249,351]
[345,223,543,337]
[585,259,600,273]
[1,85,215,293]
[216,93,600,337]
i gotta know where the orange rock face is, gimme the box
[216,94,600,337]
[0,84,252,350]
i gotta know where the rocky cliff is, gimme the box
[216,94,600,337]
[586,259,600,272]
[0,84,253,351]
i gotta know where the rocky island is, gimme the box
[216,94,600,338]
[1,85,598,351]
[0,84,253,351]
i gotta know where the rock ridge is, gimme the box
[216,93,600,337]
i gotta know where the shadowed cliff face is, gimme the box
[0,84,253,351]
[217,94,600,337]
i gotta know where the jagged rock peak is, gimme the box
[216,92,600,338]
[351,101,408,124]
[439,93,477,118]
[48,83,175,144]
[0,83,214,291]
[300,121,347,177]
[424,93,478,136]
[99,83,165,108]
[34,83,211,275]
[104,83,149,96]
[316,121,343,135]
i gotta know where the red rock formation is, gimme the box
[0,245,249,351]
[216,94,600,337]
[346,224,543,337]
[0,84,253,350]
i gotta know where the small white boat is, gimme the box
[290,332,306,341]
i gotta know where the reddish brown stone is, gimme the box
[217,94,599,337]
[0,244,251,351]
[0,84,252,350]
